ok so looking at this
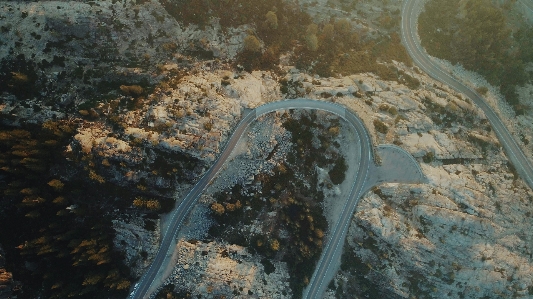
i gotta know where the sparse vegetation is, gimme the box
[207,111,350,298]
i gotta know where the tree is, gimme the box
[270,239,280,251]
[244,35,262,53]
[321,23,334,41]
[133,198,145,208]
[305,34,318,51]
[48,179,64,191]
[53,196,67,205]
[334,19,352,37]
[211,202,225,215]
[146,200,161,211]
[306,23,318,35]
[265,11,278,30]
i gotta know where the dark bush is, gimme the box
[373,119,389,134]
[329,156,348,185]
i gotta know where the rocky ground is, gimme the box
[323,66,533,299]
[433,57,533,177]
[113,215,161,278]
[142,56,533,298]
[169,239,292,298]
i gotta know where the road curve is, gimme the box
[401,0,533,190]
[129,98,375,299]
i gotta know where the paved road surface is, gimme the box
[301,104,374,299]
[401,0,533,190]
[129,99,376,299]
[518,0,533,15]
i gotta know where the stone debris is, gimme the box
[113,216,160,278]
[164,240,291,299]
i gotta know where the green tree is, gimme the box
[321,23,334,41]
[265,11,278,30]
[243,35,262,52]
[305,33,318,51]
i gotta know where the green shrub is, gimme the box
[244,35,262,53]
[265,11,278,30]
[329,156,348,185]
[423,151,435,163]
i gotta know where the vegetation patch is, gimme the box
[206,111,350,298]
[0,122,133,299]
[419,0,533,111]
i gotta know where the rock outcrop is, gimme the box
[312,68,533,298]
[167,240,292,298]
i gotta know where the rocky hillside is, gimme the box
[1,0,532,298]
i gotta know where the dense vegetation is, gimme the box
[0,122,130,298]
[0,119,200,298]
[161,0,311,71]
[161,0,411,76]
[207,111,348,298]
[419,0,533,113]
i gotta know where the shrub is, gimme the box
[329,156,348,185]
[265,11,278,30]
[305,33,318,51]
[476,86,488,95]
[423,151,435,163]
[243,35,261,53]
[120,85,144,97]
[373,119,388,134]
[378,104,390,112]
[321,23,334,40]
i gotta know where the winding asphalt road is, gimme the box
[401,0,533,190]
[129,99,375,299]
